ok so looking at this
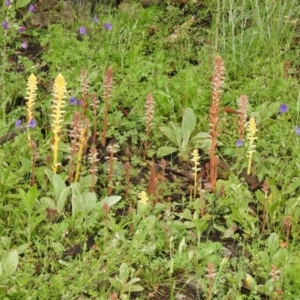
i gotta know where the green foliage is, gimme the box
[157,108,211,160]
[0,250,18,295]
[0,0,299,298]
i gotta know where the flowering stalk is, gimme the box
[88,145,99,192]
[74,118,89,182]
[68,112,81,183]
[206,262,216,300]
[90,93,99,145]
[25,73,37,146]
[80,68,89,119]
[30,141,37,186]
[51,74,67,173]
[191,149,200,199]
[106,143,119,196]
[246,117,258,175]
[209,56,225,193]
[144,93,155,159]
[102,66,113,147]
[237,95,248,141]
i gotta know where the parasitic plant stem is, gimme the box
[209,56,225,193]
[51,74,67,173]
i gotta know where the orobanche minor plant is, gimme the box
[157,108,211,161]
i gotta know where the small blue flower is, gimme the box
[104,23,113,30]
[76,100,82,106]
[28,119,36,128]
[236,140,243,147]
[79,26,86,35]
[70,96,77,105]
[279,104,288,114]
[2,20,8,30]
[5,0,11,6]
[295,126,300,135]
[93,16,100,23]
[15,119,22,127]
[28,4,36,13]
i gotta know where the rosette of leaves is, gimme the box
[157,108,211,161]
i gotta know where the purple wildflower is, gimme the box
[79,26,86,35]
[104,23,113,30]
[21,41,28,49]
[15,119,22,128]
[93,16,100,23]
[70,96,77,105]
[28,119,36,128]
[5,0,11,6]
[19,25,26,33]
[279,104,288,114]
[28,4,36,13]
[76,100,82,106]
[236,140,243,147]
[2,20,8,30]
[295,126,300,135]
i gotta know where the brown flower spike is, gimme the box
[209,56,225,193]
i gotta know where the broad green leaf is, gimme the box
[39,197,56,209]
[53,174,66,199]
[119,263,130,283]
[16,0,31,9]
[181,129,190,150]
[267,233,279,256]
[159,125,177,144]
[57,186,71,212]
[44,168,55,186]
[182,107,196,133]
[157,146,178,157]
[82,190,97,214]
[108,278,123,291]
[79,175,96,190]
[99,196,122,207]
[71,183,83,217]
[17,243,30,255]
[128,284,144,292]
[191,132,212,140]
[170,122,183,147]
[1,250,18,277]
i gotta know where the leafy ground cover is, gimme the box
[0,0,300,299]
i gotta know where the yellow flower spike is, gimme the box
[138,191,149,205]
[25,74,38,146]
[25,74,37,122]
[191,149,201,199]
[247,117,258,175]
[74,119,89,182]
[51,73,67,173]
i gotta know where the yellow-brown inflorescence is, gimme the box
[74,118,89,182]
[51,74,67,173]
[191,149,200,199]
[25,74,38,122]
[25,74,38,145]
[247,117,258,175]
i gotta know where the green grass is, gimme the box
[0,0,300,299]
